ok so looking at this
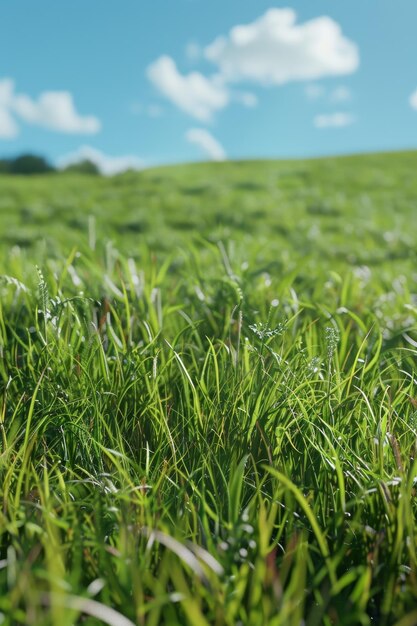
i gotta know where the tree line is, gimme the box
[0,153,100,175]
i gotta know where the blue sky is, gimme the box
[1,0,417,172]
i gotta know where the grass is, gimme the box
[0,151,417,625]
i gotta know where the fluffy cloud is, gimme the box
[147,10,358,122]
[410,89,417,110]
[186,128,226,161]
[57,145,145,175]
[147,55,229,122]
[0,78,101,138]
[314,112,355,128]
[205,8,359,85]
[13,91,100,134]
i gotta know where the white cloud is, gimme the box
[330,86,351,102]
[13,91,100,134]
[0,78,18,138]
[410,89,417,110]
[0,78,101,137]
[57,146,145,175]
[314,112,355,128]
[205,8,359,85]
[147,10,358,122]
[0,107,18,139]
[186,128,226,161]
[147,55,229,122]
[0,78,14,106]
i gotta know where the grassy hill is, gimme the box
[2,150,417,265]
[1,151,417,625]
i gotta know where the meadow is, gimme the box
[1,150,417,625]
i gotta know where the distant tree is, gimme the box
[0,159,11,174]
[9,154,55,175]
[62,159,100,175]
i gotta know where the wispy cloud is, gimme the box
[305,83,325,101]
[130,101,164,118]
[147,56,229,122]
[57,145,145,175]
[305,81,354,130]
[147,104,164,118]
[186,128,226,161]
[330,86,351,103]
[0,78,101,137]
[314,112,355,129]
[185,41,202,62]
[0,79,19,138]
[305,84,352,103]
[410,89,417,110]
[233,91,258,108]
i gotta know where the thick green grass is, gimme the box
[1,151,417,625]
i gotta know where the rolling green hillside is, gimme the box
[1,150,417,268]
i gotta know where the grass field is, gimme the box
[1,151,417,625]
